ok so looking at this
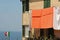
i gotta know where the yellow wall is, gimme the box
[51,0,60,7]
[29,0,44,9]
[22,12,30,25]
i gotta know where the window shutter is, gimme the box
[22,1,26,13]
[44,0,50,8]
[22,26,25,37]
[26,0,29,11]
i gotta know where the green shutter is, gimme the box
[22,0,29,13]
[44,0,50,8]
[22,26,25,36]
[22,1,26,13]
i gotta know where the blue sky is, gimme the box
[0,0,22,31]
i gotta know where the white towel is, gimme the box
[53,7,60,30]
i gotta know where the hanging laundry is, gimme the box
[53,7,60,30]
[32,9,42,17]
[31,9,42,28]
[40,7,53,29]
[31,7,53,29]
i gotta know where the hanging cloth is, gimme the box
[31,7,53,29]
[53,7,60,30]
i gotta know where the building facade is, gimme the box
[21,0,60,40]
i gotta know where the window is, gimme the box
[40,29,44,37]
[22,0,29,13]
[44,0,50,8]
[25,26,29,37]
[22,1,26,13]
[26,0,29,11]
[22,25,25,36]
[22,25,29,37]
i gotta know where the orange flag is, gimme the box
[31,7,53,29]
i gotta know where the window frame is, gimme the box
[22,25,29,37]
[44,0,50,8]
[22,0,29,13]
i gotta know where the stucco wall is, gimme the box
[29,0,44,9]
[22,12,30,25]
[51,0,60,7]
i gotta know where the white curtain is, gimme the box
[25,26,29,38]
[53,7,60,30]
